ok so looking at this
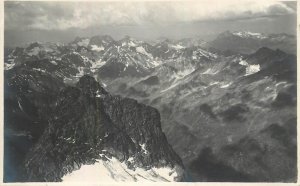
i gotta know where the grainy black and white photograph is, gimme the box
[2,0,298,183]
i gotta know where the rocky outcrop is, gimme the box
[24,75,184,182]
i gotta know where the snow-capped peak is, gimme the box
[120,36,142,47]
[232,31,267,39]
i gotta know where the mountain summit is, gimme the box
[23,75,185,182]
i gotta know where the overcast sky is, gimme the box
[4,0,297,47]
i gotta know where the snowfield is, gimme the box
[62,155,180,182]
[239,59,260,76]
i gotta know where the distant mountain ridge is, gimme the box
[206,31,296,55]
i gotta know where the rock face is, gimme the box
[4,62,66,182]
[23,75,184,182]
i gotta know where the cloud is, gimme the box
[4,0,295,31]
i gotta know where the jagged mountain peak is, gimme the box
[25,41,59,50]
[118,35,143,47]
[90,35,115,42]
[73,36,88,42]
[122,35,134,40]
[250,47,287,59]
[23,76,184,182]
[253,47,276,55]
[27,42,42,49]
[88,35,116,49]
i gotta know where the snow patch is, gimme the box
[275,81,287,87]
[151,60,161,67]
[95,90,104,98]
[91,60,106,71]
[169,44,185,50]
[220,82,232,88]
[127,157,134,163]
[239,60,248,66]
[91,45,105,52]
[76,67,85,77]
[33,68,46,73]
[193,49,217,59]
[246,64,260,76]
[233,31,267,39]
[50,61,57,65]
[239,59,260,76]
[140,143,148,155]
[209,81,220,86]
[128,41,137,47]
[4,62,15,70]
[27,47,40,56]
[202,68,219,75]
[136,46,152,58]
[175,68,194,79]
[123,41,137,47]
[62,155,179,182]
[18,100,24,112]
[160,82,179,93]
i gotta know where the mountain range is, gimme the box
[4,31,297,182]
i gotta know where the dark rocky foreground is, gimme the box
[4,73,184,182]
